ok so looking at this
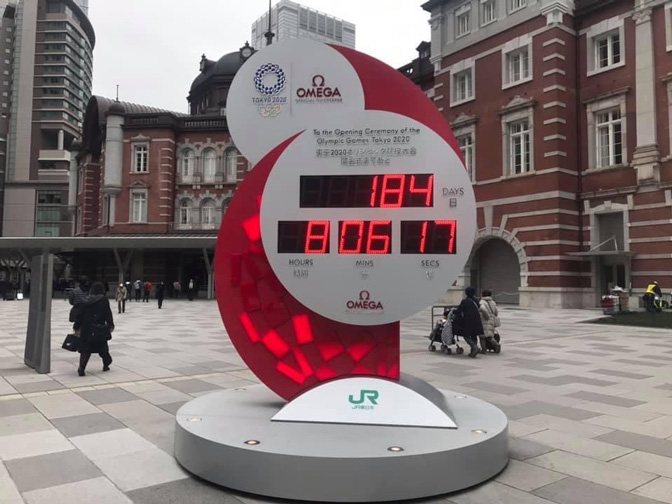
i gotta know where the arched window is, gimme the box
[181,149,194,179]
[225,148,237,183]
[203,149,216,181]
[179,199,192,228]
[222,197,232,217]
[201,199,217,229]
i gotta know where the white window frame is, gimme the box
[225,149,238,183]
[481,0,497,26]
[449,58,475,107]
[181,149,194,180]
[130,189,147,224]
[501,106,534,177]
[665,3,672,53]
[454,124,476,182]
[509,0,527,14]
[586,93,628,171]
[202,148,217,181]
[178,199,192,229]
[502,36,532,89]
[594,32,621,71]
[132,144,148,173]
[455,4,471,38]
[201,199,217,230]
[585,17,625,76]
[595,109,623,169]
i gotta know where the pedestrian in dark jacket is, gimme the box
[156,282,166,309]
[68,281,87,323]
[73,282,114,376]
[454,286,484,358]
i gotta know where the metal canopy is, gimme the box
[0,236,217,252]
[569,250,636,257]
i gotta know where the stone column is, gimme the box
[67,142,80,235]
[57,130,65,150]
[632,7,661,184]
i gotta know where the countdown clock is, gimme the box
[216,40,476,400]
[261,110,475,326]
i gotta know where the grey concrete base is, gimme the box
[174,385,509,502]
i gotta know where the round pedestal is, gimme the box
[174,385,508,503]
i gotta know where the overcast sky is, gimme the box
[88,1,430,114]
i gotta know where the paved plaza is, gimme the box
[1,299,672,503]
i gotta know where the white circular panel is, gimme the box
[260,111,476,325]
[226,39,366,165]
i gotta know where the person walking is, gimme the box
[187,278,195,301]
[173,280,181,299]
[479,289,501,354]
[454,286,484,358]
[68,281,87,324]
[115,283,127,314]
[143,280,152,303]
[134,279,142,302]
[156,281,166,309]
[73,282,114,376]
[125,281,132,302]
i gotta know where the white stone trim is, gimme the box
[527,271,592,277]
[543,101,567,109]
[476,190,576,208]
[522,240,581,246]
[666,78,672,157]
[585,16,626,77]
[544,117,566,125]
[544,84,567,92]
[543,68,566,77]
[636,254,672,259]
[501,34,533,90]
[586,91,628,171]
[544,151,567,157]
[629,219,672,227]
[543,37,566,47]
[501,103,535,177]
[536,167,577,176]
[452,122,477,182]
[449,57,476,107]
[665,2,672,52]
[544,134,567,141]
[630,236,672,243]
[527,255,584,261]
[543,53,566,62]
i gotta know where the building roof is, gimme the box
[190,51,247,94]
[0,237,217,254]
[80,96,187,156]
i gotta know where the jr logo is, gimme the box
[348,390,379,406]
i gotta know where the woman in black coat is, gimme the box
[73,282,114,376]
[455,286,484,358]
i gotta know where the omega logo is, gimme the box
[346,290,384,311]
[296,75,343,100]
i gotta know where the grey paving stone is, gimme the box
[656,384,672,391]
[4,449,102,493]
[614,359,667,368]
[460,381,528,395]
[51,412,125,438]
[502,401,599,421]
[21,477,133,504]
[591,369,652,380]
[500,358,559,372]
[164,379,222,394]
[639,355,672,362]
[158,402,187,415]
[166,366,212,376]
[595,430,672,458]
[0,398,36,418]
[534,476,663,504]
[127,478,244,504]
[509,437,555,461]
[11,380,65,393]
[495,459,567,491]
[76,387,138,405]
[565,391,646,408]
[450,480,556,504]
[568,350,612,357]
[511,375,616,387]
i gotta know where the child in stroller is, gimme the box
[428,307,465,355]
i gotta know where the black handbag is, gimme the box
[62,333,79,352]
[91,323,112,342]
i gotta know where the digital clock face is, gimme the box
[260,111,476,325]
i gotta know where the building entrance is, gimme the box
[470,238,520,304]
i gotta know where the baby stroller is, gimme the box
[428,307,465,355]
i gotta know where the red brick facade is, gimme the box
[419,0,672,307]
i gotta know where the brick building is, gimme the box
[70,45,254,286]
[416,0,672,308]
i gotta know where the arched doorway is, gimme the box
[470,238,521,304]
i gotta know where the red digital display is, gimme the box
[278,221,330,254]
[401,221,457,255]
[300,174,433,208]
[338,221,392,255]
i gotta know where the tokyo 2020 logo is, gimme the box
[253,63,288,118]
